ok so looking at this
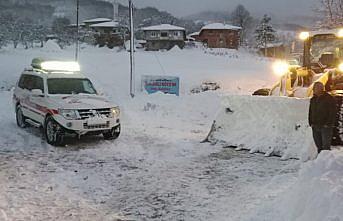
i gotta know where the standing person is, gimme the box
[309,82,337,153]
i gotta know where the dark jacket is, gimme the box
[309,92,337,127]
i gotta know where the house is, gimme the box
[259,42,286,58]
[197,23,241,49]
[90,21,129,48]
[83,18,112,28]
[142,24,186,51]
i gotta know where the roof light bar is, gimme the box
[31,58,80,72]
[41,61,80,72]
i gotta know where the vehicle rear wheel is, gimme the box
[16,105,28,128]
[103,124,121,140]
[44,116,64,146]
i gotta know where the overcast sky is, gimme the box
[118,0,318,18]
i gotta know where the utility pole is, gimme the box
[75,0,80,61]
[129,0,135,98]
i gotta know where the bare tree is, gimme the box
[317,0,343,28]
[230,4,253,46]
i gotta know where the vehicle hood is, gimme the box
[48,95,116,110]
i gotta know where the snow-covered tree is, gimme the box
[316,0,343,28]
[230,4,253,45]
[0,13,10,48]
[254,14,276,54]
[52,17,74,48]
[31,25,48,48]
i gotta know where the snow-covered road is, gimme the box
[0,90,299,221]
[0,46,301,220]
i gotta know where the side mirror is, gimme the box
[31,89,44,97]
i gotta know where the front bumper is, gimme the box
[53,115,120,134]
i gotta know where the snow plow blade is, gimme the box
[206,95,316,160]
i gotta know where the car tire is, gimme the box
[16,105,28,128]
[103,124,121,140]
[44,116,64,146]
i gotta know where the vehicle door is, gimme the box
[28,75,46,123]
[16,74,33,118]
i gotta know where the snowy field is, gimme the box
[0,44,342,220]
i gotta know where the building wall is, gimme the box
[145,40,185,51]
[198,29,240,49]
[144,30,185,41]
[143,30,185,51]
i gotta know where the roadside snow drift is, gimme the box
[249,150,343,221]
[210,95,316,160]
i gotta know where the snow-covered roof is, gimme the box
[189,32,200,36]
[142,24,185,31]
[90,21,120,28]
[201,23,242,31]
[310,29,341,37]
[136,40,147,44]
[83,18,112,23]
[68,23,85,27]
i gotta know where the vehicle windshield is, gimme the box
[310,34,343,63]
[288,59,299,66]
[47,78,97,95]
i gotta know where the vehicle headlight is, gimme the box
[110,107,120,118]
[59,109,79,120]
[299,31,310,40]
[273,61,289,77]
[338,63,343,72]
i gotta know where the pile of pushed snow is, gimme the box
[168,45,181,52]
[41,40,62,52]
[209,95,316,160]
[250,150,343,221]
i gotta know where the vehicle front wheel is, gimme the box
[103,124,121,140]
[16,105,28,128]
[44,116,64,146]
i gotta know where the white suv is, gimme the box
[13,58,121,146]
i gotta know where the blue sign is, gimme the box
[142,75,180,96]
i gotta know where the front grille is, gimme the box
[83,121,110,129]
[78,108,111,120]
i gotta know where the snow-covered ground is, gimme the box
[0,44,341,220]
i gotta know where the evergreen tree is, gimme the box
[254,14,276,55]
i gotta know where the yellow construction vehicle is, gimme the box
[254,29,343,98]
[253,29,343,145]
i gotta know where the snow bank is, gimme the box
[210,95,316,160]
[249,150,343,221]
[277,150,343,221]
[168,45,181,52]
[42,40,62,52]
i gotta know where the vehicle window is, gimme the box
[18,75,26,89]
[31,76,44,92]
[47,78,97,95]
[24,75,44,92]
